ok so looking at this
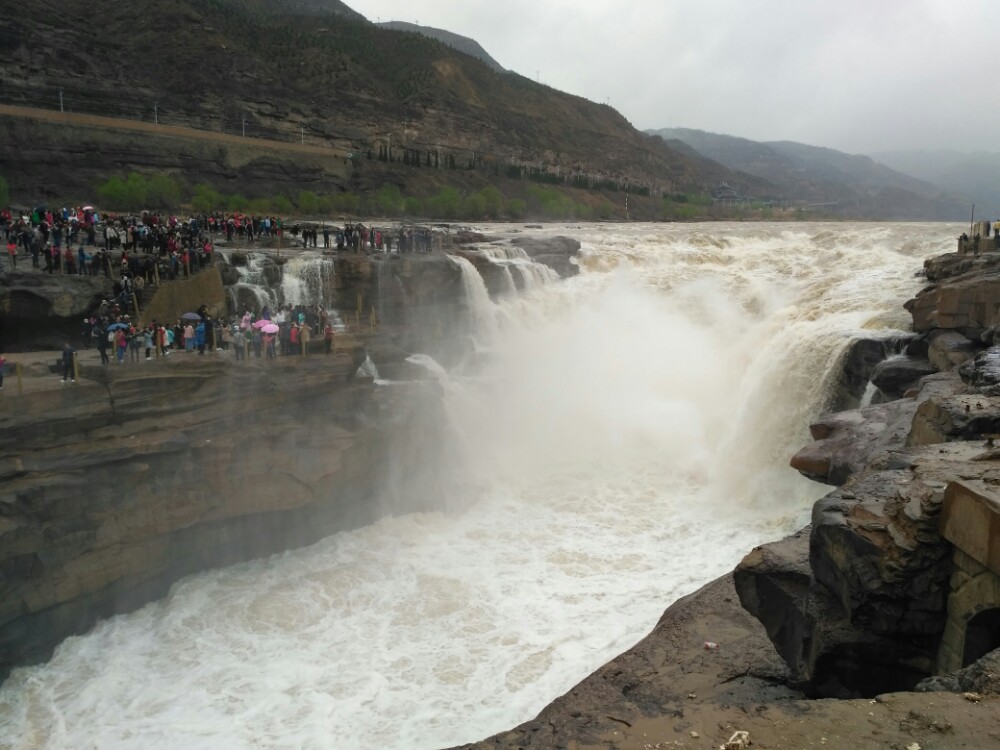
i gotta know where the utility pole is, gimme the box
[154,102,158,124]
[59,88,64,113]
[300,124,304,144]
[242,117,246,137]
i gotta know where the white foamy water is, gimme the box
[0,223,958,750]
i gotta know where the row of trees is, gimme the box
[91,173,624,221]
[6,171,773,223]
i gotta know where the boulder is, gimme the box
[916,646,1000,694]
[810,470,952,639]
[927,330,977,372]
[908,394,1000,446]
[958,345,1000,392]
[872,355,938,399]
[790,398,918,486]
[904,268,1000,336]
[735,522,932,698]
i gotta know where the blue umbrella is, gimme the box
[181,312,202,321]
[107,322,129,331]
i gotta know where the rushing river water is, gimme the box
[0,222,959,750]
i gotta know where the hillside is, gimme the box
[648,127,970,220]
[0,0,772,210]
[872,149,1000,218]
[377,21,506,73]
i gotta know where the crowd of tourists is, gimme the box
[76,301,340,371]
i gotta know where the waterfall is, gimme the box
[498,266,517,296]
[358,355,380,379]
[280,254,336,307]
[0,222,958,750]
[229,252,279,313]
[480,245,531,262]
[405,353,449,379]
[448,254,498,341]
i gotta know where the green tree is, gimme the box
[297,190,320,215]
[97,176,130,209]
[249,197,273,214]
[123,172,149,211]
[191,183,223,213]
[505,198,527,220]
[478,186,504,219]
[227,193,248,212]
[402,196,423,216]
[272,195,294,214]
[147,174,182,209]
[461,192,486,219]
[375,185,403,216]
[426,187,461,218]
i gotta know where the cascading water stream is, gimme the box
[0,222,961,750]
[280,254,337,307]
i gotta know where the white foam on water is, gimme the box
[280,254,336,307]
[0,222,960,750]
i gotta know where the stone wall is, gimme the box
[138,265,227,326]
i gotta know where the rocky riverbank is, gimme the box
[453,250,1000,749]
[0,231,582,679]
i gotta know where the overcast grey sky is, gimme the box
[347,0,1000,155]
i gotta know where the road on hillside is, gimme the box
[0,104,344,158]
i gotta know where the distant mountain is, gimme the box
[377,21,505,72]
[258,0,366,19]
[871,150,999,218]
[647,127,970,220]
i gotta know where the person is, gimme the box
[115,328,128,364]
[184,323,195,352]
[61,343,76,383]
[300,322,310,355]
[994,220,1000,250]
[323,323,334,355]
[128,328,142,363]
[233,326,246,361]
[96,325,110,364]
[143,327,154,360]
[195,321,206,355]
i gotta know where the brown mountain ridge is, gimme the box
[0,0,773,208]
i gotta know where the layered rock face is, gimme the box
[0,241,580,678]
[737,250,1000,698]
[0,350,453,677]
[0,271,113,351]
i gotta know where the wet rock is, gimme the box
[907,394,1000,446]
[872,356,938,399]
[790,399,918,486]
[923,253,1000,283]
[512,236,581,278]
[905,268,1000,337]
[831,336,915,411]
[927,330,976,372]
[958,346,1000,391]
[0,356,451,676]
